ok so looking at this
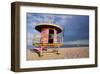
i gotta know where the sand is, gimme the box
[27,47,89,60]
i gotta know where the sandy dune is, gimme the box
[27,47,89,60]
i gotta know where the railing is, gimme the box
[33,34,63,45]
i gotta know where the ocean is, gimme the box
[27,45,89,49]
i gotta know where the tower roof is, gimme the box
[35,23,62,33]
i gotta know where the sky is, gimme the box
[26,13,89,48]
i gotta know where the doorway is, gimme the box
[48,29,54,43]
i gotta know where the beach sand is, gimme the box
[27,47,89,60]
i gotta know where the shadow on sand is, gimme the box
[29,49,42,57]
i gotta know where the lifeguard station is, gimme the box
[33,23,63,56]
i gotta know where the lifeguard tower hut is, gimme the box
[33,23,63,56]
